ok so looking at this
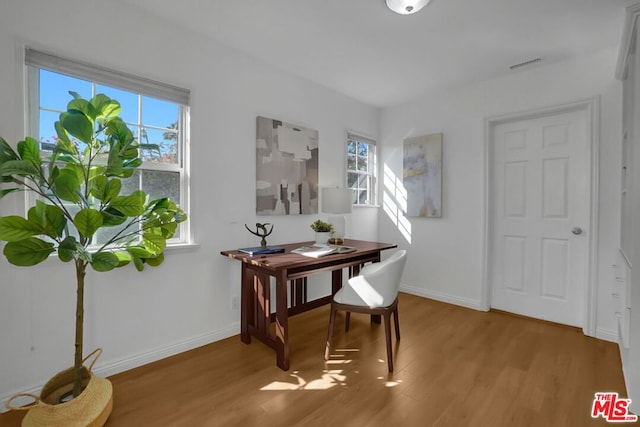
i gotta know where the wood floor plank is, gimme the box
[1,293,633,426]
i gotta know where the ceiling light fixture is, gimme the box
[386,0,431,15]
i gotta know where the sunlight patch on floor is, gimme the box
[260,370,347,391]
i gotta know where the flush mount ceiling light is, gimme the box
[386,0,431,15]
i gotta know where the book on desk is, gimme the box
[238,246,285,255]
[291,244,356,258]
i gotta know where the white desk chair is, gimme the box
[324,249,407,372]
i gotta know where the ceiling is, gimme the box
[119,0,635,108]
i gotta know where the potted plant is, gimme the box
[310,219,334,245]
[0,93,186,426]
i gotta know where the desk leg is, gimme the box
[331,269,343,295]
[275,270,289,370]
[240,265,253,344]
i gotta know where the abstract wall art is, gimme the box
[403,133,443,218]
[255,116,319,215]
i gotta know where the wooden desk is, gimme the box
[220,239,397,370]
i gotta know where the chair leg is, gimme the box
[325,305,337,360]
[383,311,393,372]
[345,312,351,332]
[393,308,400,341]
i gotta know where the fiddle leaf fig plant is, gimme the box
[0,93,186,399]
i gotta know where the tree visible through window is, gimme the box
[347,133,376,205]
[26,49,190,246]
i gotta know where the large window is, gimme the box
[25,49,190,245]
[346,132,377,205]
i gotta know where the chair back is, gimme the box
[347,249,407,307]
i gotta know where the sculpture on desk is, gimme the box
[245,223,274,248]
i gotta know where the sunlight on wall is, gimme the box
[383,164,412,243]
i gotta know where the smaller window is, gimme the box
[346,132,377,205]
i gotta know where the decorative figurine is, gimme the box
[245,223,274,248]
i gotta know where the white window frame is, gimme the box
[24,48,192,246]
[346,131,377,206]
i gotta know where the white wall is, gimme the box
[380,48,622,340]
[0,0,379,403]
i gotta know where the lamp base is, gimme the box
[327,237,345,245]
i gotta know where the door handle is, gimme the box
[571,227,583,235]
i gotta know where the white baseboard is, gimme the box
[400,284,484,311]
[1,322,240,413]
[595,327,618,343]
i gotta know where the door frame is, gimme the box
[481,97,600,336]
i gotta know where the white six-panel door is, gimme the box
[491,109,590,327]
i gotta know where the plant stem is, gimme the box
[73,258,87,397]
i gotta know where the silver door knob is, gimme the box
[571,227,583,235]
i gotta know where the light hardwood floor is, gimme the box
[1,293,633,426]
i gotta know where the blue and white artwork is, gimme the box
[256,116,319,215]
[403,133,442,218]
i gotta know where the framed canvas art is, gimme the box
[403,133,442,218]
[256,116,319,215]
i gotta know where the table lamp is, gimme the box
[322,187,352,245]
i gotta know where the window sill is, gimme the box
[165,242,200,252]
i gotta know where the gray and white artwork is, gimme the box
[256,116,319,215]
[403,133,442,218]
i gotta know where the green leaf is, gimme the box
[114,251,131,267]
[132,255,144,271]
[54,120,71,145]
[88,166,107,181]
[91,94,121,118]
[27,201,66,239]
[74,209,103,239]
[62,111,93,144]
[0,188,20,198]
[126,246,153,259]
[0,137,19,163]
[0,216,42,242]
[90,175,121,202]
[3,237,54,266]
[17,137,41,167]
[58,236,79,262]
[0,159,40,177]
[145,252,164,267]
[68,98,97,121]
[101,208,127,227]
[109,190,146,216]
[64,164,85,185]
[53,168,81,202]
[142,231,166,255]
[90,252,119,272]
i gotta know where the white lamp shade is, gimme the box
[322,188,353,214]
[386,0,431,15]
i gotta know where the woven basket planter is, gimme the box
[6,349,113,427]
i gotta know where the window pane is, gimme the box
[142,96,179,129]
[347,141,356,155]
[357,142,368,157]
[347,172,359,188]
[357,190,368,204]
[96,84,138,124]
[39,110,60,147]
[40,70,91,111]
[347,154,356,171]
[141,170,180,204]
[139,127,178,164]
[357,155,368,171]
[120,170,141,195]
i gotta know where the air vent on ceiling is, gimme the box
[509,57,543,71]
